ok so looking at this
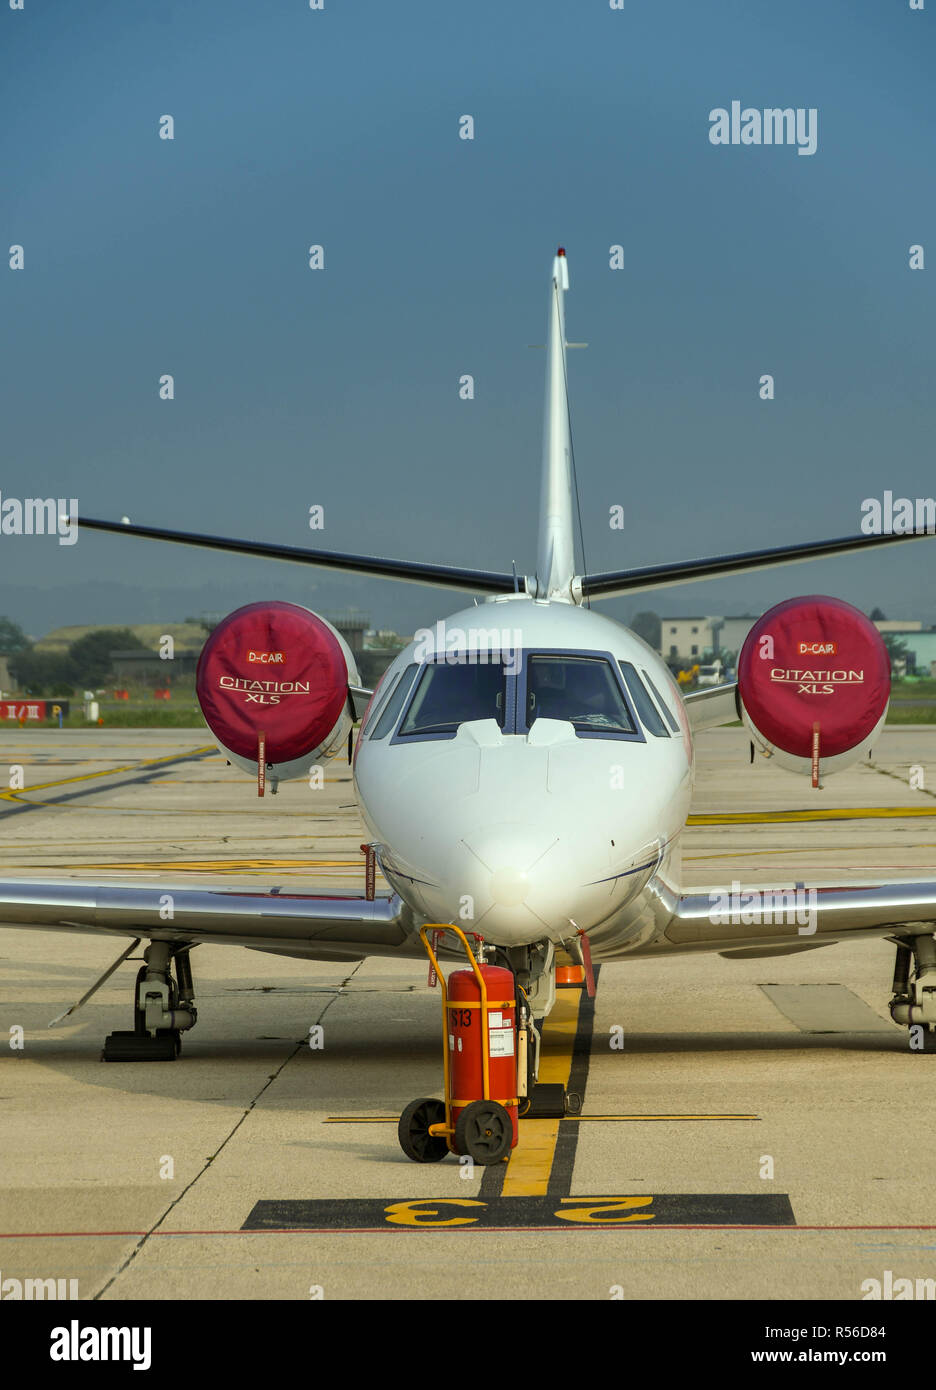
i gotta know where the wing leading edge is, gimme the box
[2,875,935,963]
[683,682,739,732]
[0,880,432,963]
[74,516,519,596]
[580,528,936,601]
[633,877,936,958]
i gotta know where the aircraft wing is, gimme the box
[2,874,934,968]
[632,877,936,959]
[683,682,739,732]
[0,880,437,962]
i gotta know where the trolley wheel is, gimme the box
[454,1099,514,1165]
[398,1098,449,1163]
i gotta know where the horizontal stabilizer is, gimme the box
[75,516,518,595]
[581,528,936,600]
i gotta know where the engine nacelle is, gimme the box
[737,596,890,777]
[196,600,359,782]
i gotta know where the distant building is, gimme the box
[111,649,201,687]
[873,620,923,633]
[659,615,758,664]
[660,618,713,662]
[0,652,14,696]
[366,629,409,650]
[326,612,368,655]
[879,630,936,675]
[713,616,759,658]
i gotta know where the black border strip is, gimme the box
[548,965,600,1195]
[478,966,600,1200]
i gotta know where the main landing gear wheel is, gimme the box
[101,1031,179,1062]
[398,1098,449,1162]
[454,1099,513,1165]
[132,966,183,1056]
[103,959,186,1062]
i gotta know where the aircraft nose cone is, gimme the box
[457,824,564,944]
[461,826,558,889]
[448,821,656,948]
[489,866,531,907]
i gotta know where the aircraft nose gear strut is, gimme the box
[102,942,198,1062]
[889,934,936,1051]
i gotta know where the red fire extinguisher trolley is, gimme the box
[399,924,519,1165]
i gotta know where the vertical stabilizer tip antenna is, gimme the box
[556,246,566,256]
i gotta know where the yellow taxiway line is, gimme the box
[0,748,216,802]
[500,986,583,1197]
[26,859,364,872]
[688,806,936,825]
[325,1113,759,1123]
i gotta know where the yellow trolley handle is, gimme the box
[419,924,493,1142]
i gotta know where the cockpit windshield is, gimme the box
[525,655,637,734]
[397,660,506,737]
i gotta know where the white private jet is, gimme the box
[3,249,936,1076]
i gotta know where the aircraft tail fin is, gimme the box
[536,248,578,601]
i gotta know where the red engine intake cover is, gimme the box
[196,601,348,764]
[737,596,890,758]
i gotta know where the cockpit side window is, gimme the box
[361,670,399,737]
[618,661,669,738]
[397,660,507,739]
[525,655,638,737]
[370,664,418,739]
[641,669,680,733]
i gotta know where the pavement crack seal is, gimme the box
[868,760,936,801]
[91,960,365,1300]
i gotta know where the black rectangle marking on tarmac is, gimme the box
[759,983,895,1033]
[242,1193,796,1231]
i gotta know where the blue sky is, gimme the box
[2,0,933,638]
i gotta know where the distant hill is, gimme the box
[35,622,207,654]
